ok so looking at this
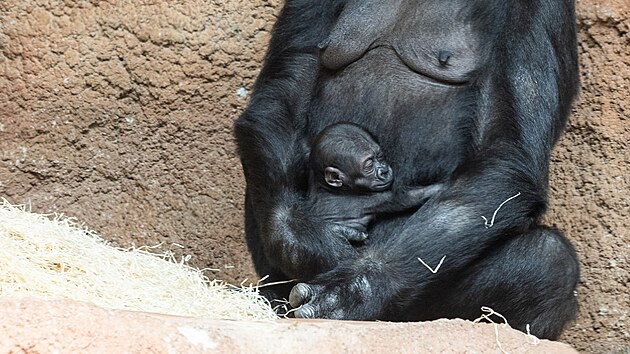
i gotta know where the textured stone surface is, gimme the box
[546,1,629,352]
[0,297,578,354]
[0,0,280,285]
[0,1,627,352]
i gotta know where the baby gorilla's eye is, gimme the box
[363,157,375,172]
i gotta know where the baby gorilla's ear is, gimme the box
[324,167,345,188]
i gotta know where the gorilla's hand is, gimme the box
[264,200,363,281]
[332,223,368,243]
[288,257,390,320]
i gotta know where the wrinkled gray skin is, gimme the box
[320,0,404,70]
[320,0,480,83]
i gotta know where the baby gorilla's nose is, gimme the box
[377,166,392,181]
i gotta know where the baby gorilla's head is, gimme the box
[310,123,393,192]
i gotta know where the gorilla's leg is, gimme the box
[406,226,579,340]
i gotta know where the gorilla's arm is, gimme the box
[306,184,443,237]
[234,2,361,281]
[289,0,579,319]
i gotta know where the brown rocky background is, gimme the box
[0,0,627,352]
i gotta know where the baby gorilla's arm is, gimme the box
[364,183,445,215]
[306,193,373,239]
[307,184,443,241]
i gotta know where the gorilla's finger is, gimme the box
[293,304,318,318]
[289,283,314,308]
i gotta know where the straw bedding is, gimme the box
[0,199,277,321]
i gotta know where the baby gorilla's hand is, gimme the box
[331,224,368,243]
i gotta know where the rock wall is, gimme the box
[0,0,278,284]
[545,1,629,352]
[0,1,627,352]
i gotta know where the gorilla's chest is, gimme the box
[307,48,476,186]
[306,0,492,185]
[320,0,485,85]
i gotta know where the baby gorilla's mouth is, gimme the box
[372,166,393,191]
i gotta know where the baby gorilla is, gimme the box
[308,123,443,242]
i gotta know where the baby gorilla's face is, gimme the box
[349,151,393,191]
[312,122,394,193]
[324,149,393,192]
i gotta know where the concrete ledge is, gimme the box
[0,297,577,353]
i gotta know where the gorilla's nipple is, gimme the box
[438,50,452,66]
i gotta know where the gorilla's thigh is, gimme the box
[406,227,579,339]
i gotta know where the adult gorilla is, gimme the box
[234,0,580,340]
